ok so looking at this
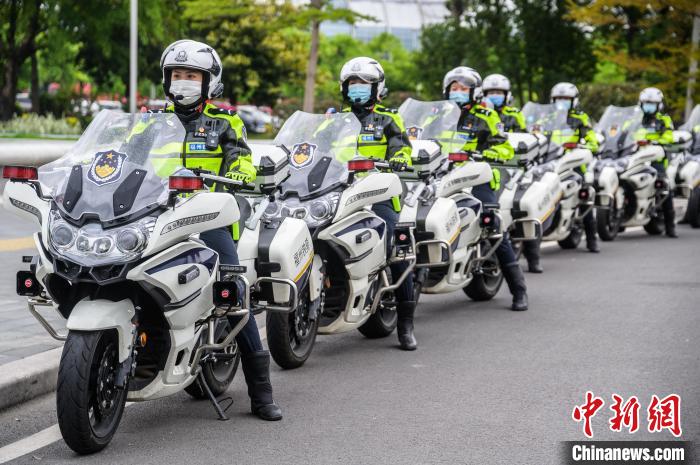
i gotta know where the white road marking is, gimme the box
[0,425,61,464]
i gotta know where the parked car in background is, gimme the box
[90,100,124,115]
[236,104,269,134]
[15,93,32,112]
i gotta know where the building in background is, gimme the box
[320,0,449,50]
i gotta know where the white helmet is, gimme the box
[160,40,224,104]
[639,87,664,112]
[550,82,579,108]
[483,74,511,94]
[442,66,481,99]
[339,57,385,105]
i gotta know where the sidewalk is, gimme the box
[0,209,64,367]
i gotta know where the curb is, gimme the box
[0,347,61,411]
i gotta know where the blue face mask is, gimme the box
[449,91,471,105]
[487,95,505,107]
[641,103,657,115]
[554,99,572,111]
[347,84,372,104]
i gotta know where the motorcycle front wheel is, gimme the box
[596,203,621,241]
[185,319,240,399]
[57,330,127,455]
[267,291,319,369]
[464,239,503,301]
[558,224,583,249]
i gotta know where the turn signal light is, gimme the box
[348,159,375,171]
[3,166,38,180]
[563,142,578,150]
[578,189,590,200]
[213,281,240,307]
[448,152,469,162]
[169,175,204,192]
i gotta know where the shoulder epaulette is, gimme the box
[207,106,236,117]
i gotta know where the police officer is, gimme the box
[550,82,600,253]
[483,74,526,133]
[339,56,418,350]
[483,74,543,273]
[160,40,282,420]
[638,87,677,238]
[443,66,528,311]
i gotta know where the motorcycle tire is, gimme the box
[558,225,583,249]
[57,330,128,455]
[358,301,398,339]
[464,240,503,301]
[644,216,664,235]
[687,187,700,228]
[185,319,240,399]
[596,204,620,241]
[267,294,318,369]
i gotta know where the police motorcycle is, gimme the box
[519,102,593,249]
[676,104,700,227]
[593,105,669,235]
[1,111,288,454]
[396,98,502,300]
[257,111,415,369]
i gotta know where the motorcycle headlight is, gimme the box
[48,211,154,266]
[116,228,145,253]
[262,193,339,228]
[50,222,75,248]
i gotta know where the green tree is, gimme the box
[182,0,307,105]
[0,0,42,120]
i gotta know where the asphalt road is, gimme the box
[0,226,699,464]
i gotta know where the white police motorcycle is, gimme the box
[2,111,301,454]
[257,111,414,369]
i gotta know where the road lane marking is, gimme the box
[0,425,61,464]
[0,236,35,252]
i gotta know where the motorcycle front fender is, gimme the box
[66,299,136,362]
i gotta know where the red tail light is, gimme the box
[448,152,469,162]
[3,166,38,180]
[348,159,375,171]
[169,175,204,191]
[563,142,578,150]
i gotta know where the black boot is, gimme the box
[241,351,282,421]
[503,263,528,311]
[583,211,600,253]
[523,239,543,273]
[664,197,678,238]
[396,301,417,351]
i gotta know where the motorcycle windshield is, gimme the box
[39,110,185,223]
[273,111,361,200]
[680,104,700,132]
[595,105,644,155]
[522,102,575,147]
[398,98,463,153]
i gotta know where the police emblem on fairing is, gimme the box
[406,126,423,140]
[290,142,317,168]
[87,151,127,186]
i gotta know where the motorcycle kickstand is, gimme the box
[198,370,233,421]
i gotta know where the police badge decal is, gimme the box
[290,142,317,168]
[87,151,128,186]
